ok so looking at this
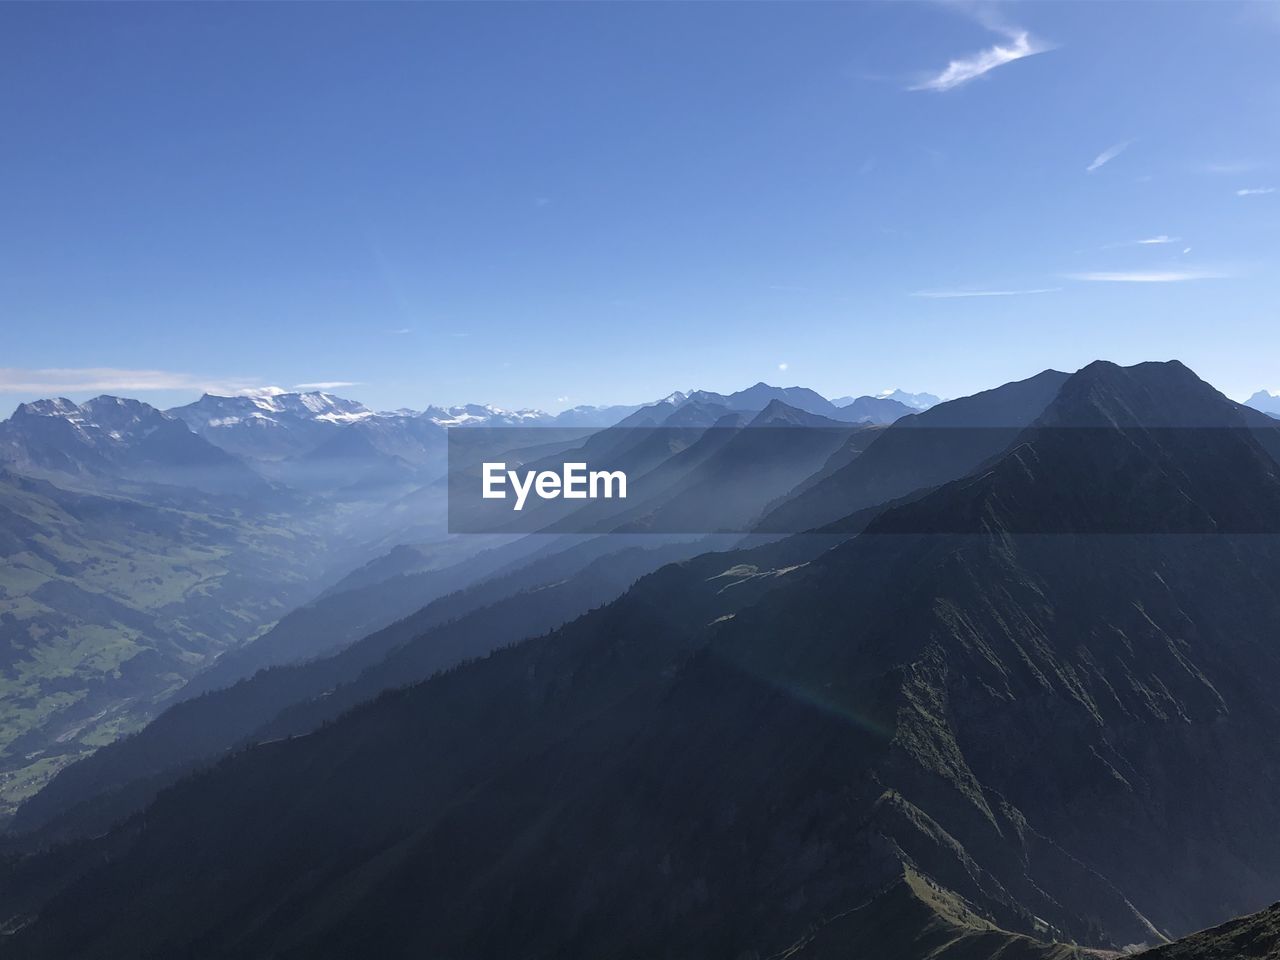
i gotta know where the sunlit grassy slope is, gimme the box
[0,471,322,817]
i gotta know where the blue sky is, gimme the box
[3,1,1279,413]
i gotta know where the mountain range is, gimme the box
[0,396,269,497]
[3,360,1280,959]
[0,378,919,817]
[5,363,1280,959]
[834,388,944,411]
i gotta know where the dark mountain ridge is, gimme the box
[7,361,1280,958]
[1139,900,1280,959]
[9,361,1280,960]
[757,368,1072,532]
[8,534,713,842]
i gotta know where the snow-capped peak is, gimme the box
[14,397,83,418]
[236,386,289,399]
[175,391,374,427]
[420,403,551,427]
[871,389,943,411]
[5,395,174,449]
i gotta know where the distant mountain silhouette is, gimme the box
[832,394,916,424]
[0,395,266,496]
[833,390,942,411]
[756,368,1071,532]
[616,383,909,428]
[1245,389,1280,418]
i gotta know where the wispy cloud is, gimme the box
[1205,160,1263,175]
[1103,234,1182,249]
[293,381,361,391]
[777,362,789,372]
[0,367,265,396]
[1236,187,1276,196]
[911,287,1061,299]
[0,368,366,398]
[909,27,1050,92]
[1068,270,1228,283]
[1087,140,1133,173]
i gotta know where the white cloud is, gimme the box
[1206,161,1263,175]
[1102,234,1181,250]
[1068,270,1227,283]
[911,287,1061,299]
[1237,187,1276,196]
[293,381,361,391]
[909,29,1050,92]
[1087,140,1133,173]
[778,362,789,372]
[0,368,366,399]
[0,367,266,396]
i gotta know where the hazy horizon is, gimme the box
[5,2,1280,413]
[0,360,1274,418]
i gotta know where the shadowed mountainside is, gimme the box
[5,362,1280,959]
[1137,901,1280,959]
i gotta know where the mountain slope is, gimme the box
[1138,901,1280,959]
[0,396,267,497]
[0,469,324,821]
[603,402,875,532]
[8,535,708,841]
[6,361,1280,958]
[776,868,1096,959]
[757,369,1071,532]
[509,401,875,534]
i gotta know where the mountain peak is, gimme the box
[13,397,80,418]
[1039,359,1241,429]
[1245,389,1280,417]
[748,398,844,427]
[830,395,914,425]
[869,359,1280,535]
